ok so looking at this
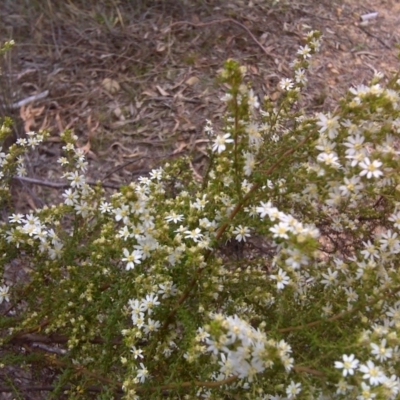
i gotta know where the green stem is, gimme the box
[160,130,315,332]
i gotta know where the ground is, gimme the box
[1,0,399,212]
[0,0,399,397]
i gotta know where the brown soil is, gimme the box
[0,0,399,397]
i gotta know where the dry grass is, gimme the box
[1,1,398,210]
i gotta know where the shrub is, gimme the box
[1,32,400,399]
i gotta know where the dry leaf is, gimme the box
[80,141,91,155]
[189,160,203,182]
[102,78,120,94]
[113,107,125,120]
[78,116,99,160]
[20,104,45,132]
[56,111,64,132]
[185,76,199,86]
[191,14,200,24]
[156,85,169,96]
[270,91,280,101]
[226,35,234,46]
[156,42,166,52]
[129,103,135,116]
[142,89,157,97]
[249,65,259,75]
[260,32,269,45]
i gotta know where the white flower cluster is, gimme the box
[335,352,400,399]
[7,213,64,259]
[256,201,319,242]
[0,131,45,178]
[6,137,92,260]
[202,314,294,383]
[315,112,388,181]
[128,293,161,335]
[0,284,10,304]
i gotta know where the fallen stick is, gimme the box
[360,12,378,22]
[8,90,49,110]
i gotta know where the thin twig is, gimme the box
[13,176,121,190]
[0,384,121,394]
[9,332,122,346]
[274,285,400,334]
[169,18,275,61]
[357,25,392,50]
[101,150,192,181]
[276,309,351,334]
[0,376,238,395]
[161,131,315,331]
[30,342,67,355]
[293,365,325,377]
